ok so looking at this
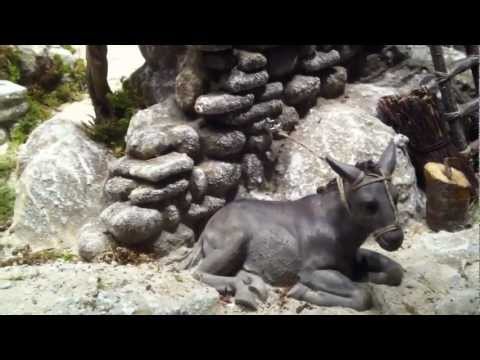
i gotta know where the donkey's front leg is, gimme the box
[287,270,372,311]
[354,249,403,286]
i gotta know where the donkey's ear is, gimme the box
[378,140,396,176]
[326,156,364,183]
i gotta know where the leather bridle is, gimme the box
[336,170,400,241]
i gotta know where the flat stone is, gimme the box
[253,82,284,102]
[104,177,139,202]
[235,50,267,73]
[284,75,321,106]
[129,179,190,206]
[152,224,195,257]
[300,50,341,73]
[190,167,208,202]
[223,99,283,127]
[194,93,254,115]
[111,152,194,183]
[100,202,163,245]
[222,68,269,93]
[242,153,265,190]
[199,126,246,159]
[185,196,226,222]
[0,80,29,123]
[199,161,242,198]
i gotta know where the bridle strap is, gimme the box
[337,171,400,239]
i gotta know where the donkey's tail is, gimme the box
[179,237,204,270]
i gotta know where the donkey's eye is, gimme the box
[364,201,378,214]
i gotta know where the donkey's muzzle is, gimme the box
[375,227,403,252]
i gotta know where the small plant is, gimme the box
[0,46,22,83]
[61,45,76,54]
[82,78,143,157]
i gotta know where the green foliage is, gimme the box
[0,146,17,228]
[83,78,143,157]
[10,98,51,146]
[61,45,76,54]
[0,46,22,82]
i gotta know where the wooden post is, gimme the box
[424,161,471,231]
[429,45,468,151]
[464,45,479,95]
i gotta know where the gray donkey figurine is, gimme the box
[184,141,404,311]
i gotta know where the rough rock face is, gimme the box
[130,45,187,106]
[3,116,111,252]
[284,75,321,106]
[104,177,139,202]
[274,84,425,224]
[194,93,254,115]
[199,127,246,159]
[152,223,195,256]
[100,202,163,245]
[0,80,29,124]
[77,220,113,262]
[199,161,242,198]
[175,48,207,113]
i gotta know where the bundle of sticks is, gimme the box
[377,88,478,198]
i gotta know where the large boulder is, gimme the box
[2,116,111,252]
[273,83,425,224]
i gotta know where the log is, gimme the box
[424,161,471,231]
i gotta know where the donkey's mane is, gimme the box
[316,160,381,194]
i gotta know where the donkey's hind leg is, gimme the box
[355,249,403,286]
[287,270,373,311]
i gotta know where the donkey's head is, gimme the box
[326,141,403,251]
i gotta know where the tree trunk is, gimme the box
[424,161,471,231]
[86,45,113,122]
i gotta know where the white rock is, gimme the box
[0,80,29,124]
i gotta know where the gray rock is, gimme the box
[190,167,208,202]
[129,46,187,106]
[300,50,341,73]
[104,177,139,202]
[129,179,190,206]
[246,134,273,153]
[222,68,269,94]
[245,118,275,135]
[162,204,181,232]
[274,92,424,224]
[242,153,265,190]
[203,50,237,72]
[193,45,232,52]
[320,66,348,99]
[175,48,207,113]
[298,45,317,59]
[235,50,267,73]
[185,196,226,222]
[266,47,299,79]
[253,82,284,102]
[152,223,195,256]
[223,99,283,127]
[176,191,193,212]
[284,75,321,106]
[5,116,111,252]
[199,161,242,198]
[77,220,113,262]
[125,99,201,160]
[0,80,29,124]
[434,289,480,315]
[194,93,254,115]
[100,202,163,245]
[111,152,194,183]
[277,105,300,132]
[199,126,246,159]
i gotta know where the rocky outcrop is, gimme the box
[273,83,425,225]
[2,116,111,252]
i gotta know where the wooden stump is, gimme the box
[424,161,471,231]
